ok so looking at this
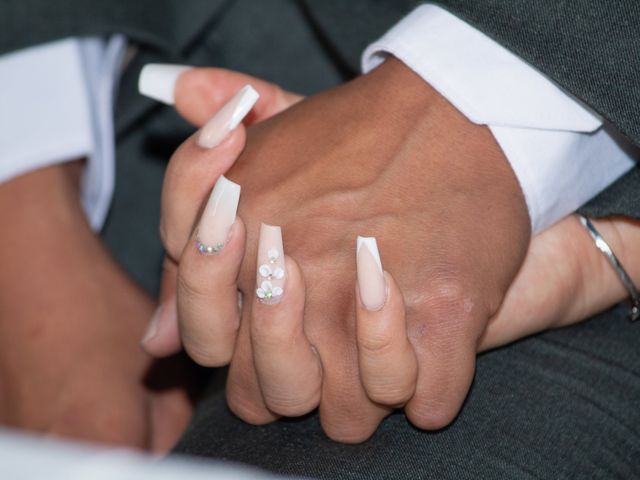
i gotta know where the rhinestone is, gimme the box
[268,248,279,263]
[259,265,272,277]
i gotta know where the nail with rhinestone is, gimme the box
[196,175,240,255]
[256,224,285,304]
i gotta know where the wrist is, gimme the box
[360,56,531,238]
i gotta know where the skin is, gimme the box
[157,59,532,441]
[0,163,192,452]
[153,64,640,444]
[2,64,636,451]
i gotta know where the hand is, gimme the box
[225,57,530,440]
[0,164,192,453]
[155,58,531,441]
[141,67,302,357]
[481,214,640,349]
[152,65,640,443]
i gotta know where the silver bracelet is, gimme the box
[577,215,640,322]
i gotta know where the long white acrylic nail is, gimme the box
[195,175,241,254]
[138,64,191,105]
[256,224,285,304]
[357,236,386,310]
[197,84,259,149]
[141,305,162,345]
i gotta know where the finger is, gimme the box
[251,225,322,417]
[174,68,303,127]
[404,281,482,431]
[226,301,279,425]
[141,257,182,357]
[161,84,257,261]
[356,237,417,406]
[480,215,640,351]
[317,327,392,444]
[177,176,245,366]
[306,238,391,443]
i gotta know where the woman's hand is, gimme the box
[0,163,192,453]
[481,214,640,350]
[141,67,302,357]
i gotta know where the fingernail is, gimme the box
[138,64,191,105]
[142,306,162,344]
[197,84,259,149]
[357,236,386,310]
[195,175,241,254]
[256,223,285,304]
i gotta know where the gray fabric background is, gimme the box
[1,1,638,477]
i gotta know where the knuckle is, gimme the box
[183,337,233,367]
[421,279,480,331]
[426,279,466,312]
[405,400,460,431]
[226,392,274,426]
[358,331,395,356]
[366,381,414,407]
[321,419,377,444]
[177,271,209,303]
[263,390,320,418]
[250,320,294,349]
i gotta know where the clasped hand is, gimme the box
[142,60,639,442]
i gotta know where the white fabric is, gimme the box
[363,4,638,232]
[0,428,288,480]
[0,36,126,230]
[1,8,637,234]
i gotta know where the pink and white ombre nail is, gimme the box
[195,175,240,255]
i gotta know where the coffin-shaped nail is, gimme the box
[138,64,191,105]
[197,85,259,149]
[357,236,386,310]
[195,175,241,254]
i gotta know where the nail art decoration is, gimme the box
[195,175,240,255]
[357,236,386,310]
[256,224,285,303]
[198,84,260,149]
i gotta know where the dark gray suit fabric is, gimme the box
[174,305,640,479]
[1,1,639,477]
[0,0,228,58]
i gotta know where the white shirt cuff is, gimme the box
[0,36,126,231]
[362,4,637,233]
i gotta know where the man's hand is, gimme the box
[0,164,191,452]
[224,57,530,439]
[155,59,530,441]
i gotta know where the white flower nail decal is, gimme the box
[256,280,284,300]
[256,225,285,304]
[259,264,285,280]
